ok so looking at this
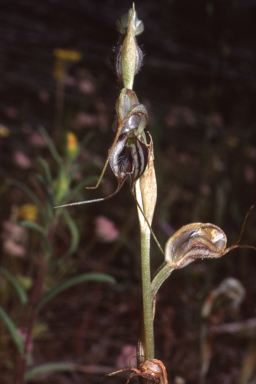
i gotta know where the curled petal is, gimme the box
[121,114,140,134]
[152,215,256,300]
[109,134,132,186]
[165,223,227,269]
[151,223,227,299]
[125,104,148,136]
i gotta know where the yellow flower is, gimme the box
[67,132,78,151]
[0,125,10,137]
[18,204,38,222]
[66,132,79,162]
[53,60,66,80]
[53,49,82,80]
[17,275,33,290]
[54,49,82,62]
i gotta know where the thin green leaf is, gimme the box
[80,131,95,148]
[0,268,28,305]
[39,127,62,166]
[68,164,81,180]
[8,180,41,209]
[35,174,54,220]
[37,273,115,311]
[60,210,79,260]
[71,176,100,196]
[25,362,76,380]
[37,157,53,186]
[20,221,46,238]
[20,221,52,256]
[0,306,24,355]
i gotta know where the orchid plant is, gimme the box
[56,4,255,383]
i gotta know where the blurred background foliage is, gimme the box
[1,0,256,383]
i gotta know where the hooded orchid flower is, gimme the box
[55,88,150,208]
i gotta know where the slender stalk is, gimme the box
[14,253,47,384]
[135,181,154,360]
[53,74,66,143]
[151,263,174,299]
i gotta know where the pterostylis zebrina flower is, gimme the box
[54,88,163,252]
[55,88,149,207]
[85,87,148,192]
[151,205,256,300]
[106,358,168,384]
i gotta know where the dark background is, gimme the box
[1,1,256,383]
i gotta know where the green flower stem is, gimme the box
[151,262,174,299]
[135,181,154,360]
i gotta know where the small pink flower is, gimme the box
[38,90,50,103]
[200,184,212,196]
[211,112,224,127]
[2,220,27,258]
[13,151,32,169]
[115,345,137,369]
[165,105,196,127]
[28,132,47,148]
[247,147,256,160]
[65,75,76,86]
[5,106,18,119]
[95,216,120,242]
[72,112,98,130]
[244,165,255,184]
[78,79,95,94]
[17,329,33,353]
[2,221,26,241]
[3,239,26,257]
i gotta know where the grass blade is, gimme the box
[20,221,47,240]
[37,157,53,186]
[39,127,62,166]
[36,273,115,311]
[60,210,79,260]
[71,176,100,196]
[0,306,24,355]
[35,174,54,220]
[80,130,95,148]
[25,362,76,380]
[8,180,41,209]
[20,221,52,255]
[0,267,28,305]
